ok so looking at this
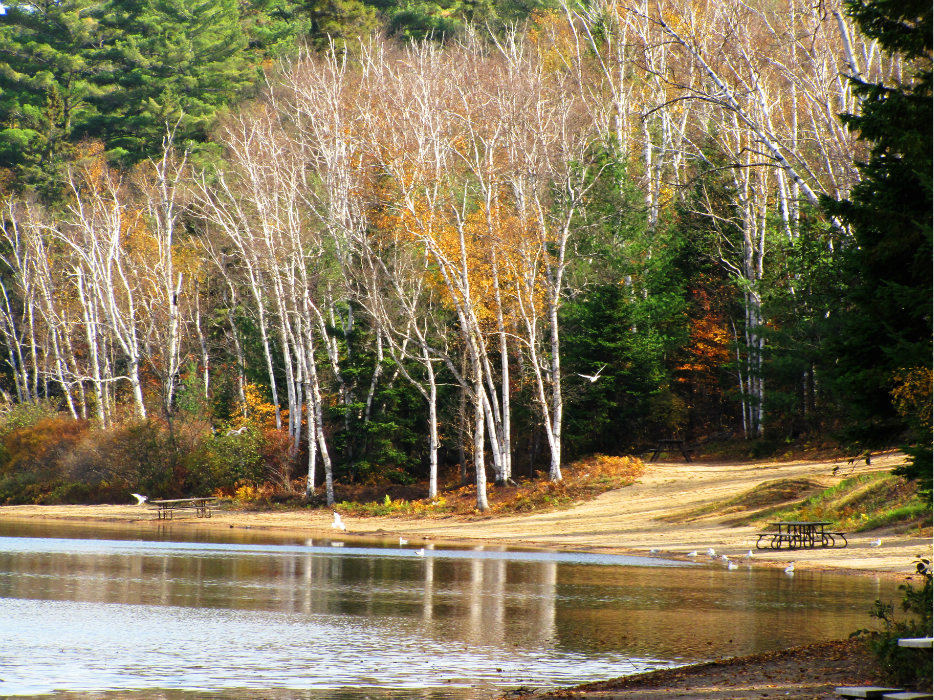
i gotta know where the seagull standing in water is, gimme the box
[332,512,347,531]
[576,364,607,383]
[414,549,426,557]
[742,550,753,560]
[727,560,739,570]
[131,493,148,505]
[784,562,795,574]
[399,537,408,545]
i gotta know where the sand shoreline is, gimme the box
[1,453,929,577]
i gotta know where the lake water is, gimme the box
[0,519,896,699]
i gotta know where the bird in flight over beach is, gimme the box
[576,364,607,383]
[332,512,346,531]
[226,426,248,437]
[131,493,148,505]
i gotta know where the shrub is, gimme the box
[853,557,933,689]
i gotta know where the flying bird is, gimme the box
[226,426,248,437]
[784,562,795,574]
[576,364,607,383]
[332,512,346,531]
[131,493,148,505]
[869,538,882,547]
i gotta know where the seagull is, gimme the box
[131,493,148,505]
[742,550,753,560]
[707,548,716,557]
[399,537,408,545]
[414,549,425,556]
[225,426,248,437]
[686,551,698,557]
[649,548,660,554]
[727,560,739,570]
[784,562,795,574]
[720,554,730,561]
[576,364,607,383]
[332,512,346,531]
[330,541,344,547]
[869,538,882,547]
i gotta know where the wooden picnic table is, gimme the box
[150,497,219,520]
[756,521,848,550]
[648,439,693,463]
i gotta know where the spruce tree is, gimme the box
[822,0,932,497]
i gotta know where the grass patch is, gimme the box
[662,478,823,523]
[747,472,930,532]
[333,454,645,519]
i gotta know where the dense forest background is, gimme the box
[0,0,928,508]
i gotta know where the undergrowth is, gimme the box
[755,473,930,532]
[332,454,644,518]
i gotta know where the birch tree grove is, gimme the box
[0,0,918,505]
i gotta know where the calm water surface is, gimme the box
[0,519,896,699]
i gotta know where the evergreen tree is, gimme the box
[86,0,257,163]
[822,0,932,496]
[0,0,104,193]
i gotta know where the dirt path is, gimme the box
[0,452,929,574]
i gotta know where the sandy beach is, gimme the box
[2,452,931,699]
[1,451,928,575]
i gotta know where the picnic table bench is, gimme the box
[756,521,848,550]
[648,439,693,463]
[150,497,219,520]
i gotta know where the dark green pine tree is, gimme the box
[0,0,104,194]
[84,0,257,163]
[822,0,932,498]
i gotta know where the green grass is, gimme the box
[750,473,930,533]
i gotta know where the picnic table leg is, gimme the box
[680,442,692,463]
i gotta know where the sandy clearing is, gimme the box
[0,452,929,574]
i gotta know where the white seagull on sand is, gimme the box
[869,538,882,547]
[707,548,716,557]
[332,512,347,531]
[742,550,753,559]
[649,548,660,554]
[399,537,408,545]
[686,551,698,557]
[576,364,607,383]
[131,493,148,505]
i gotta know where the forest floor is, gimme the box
[2,452,930,698]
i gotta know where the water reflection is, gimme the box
[0,520,897,698]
